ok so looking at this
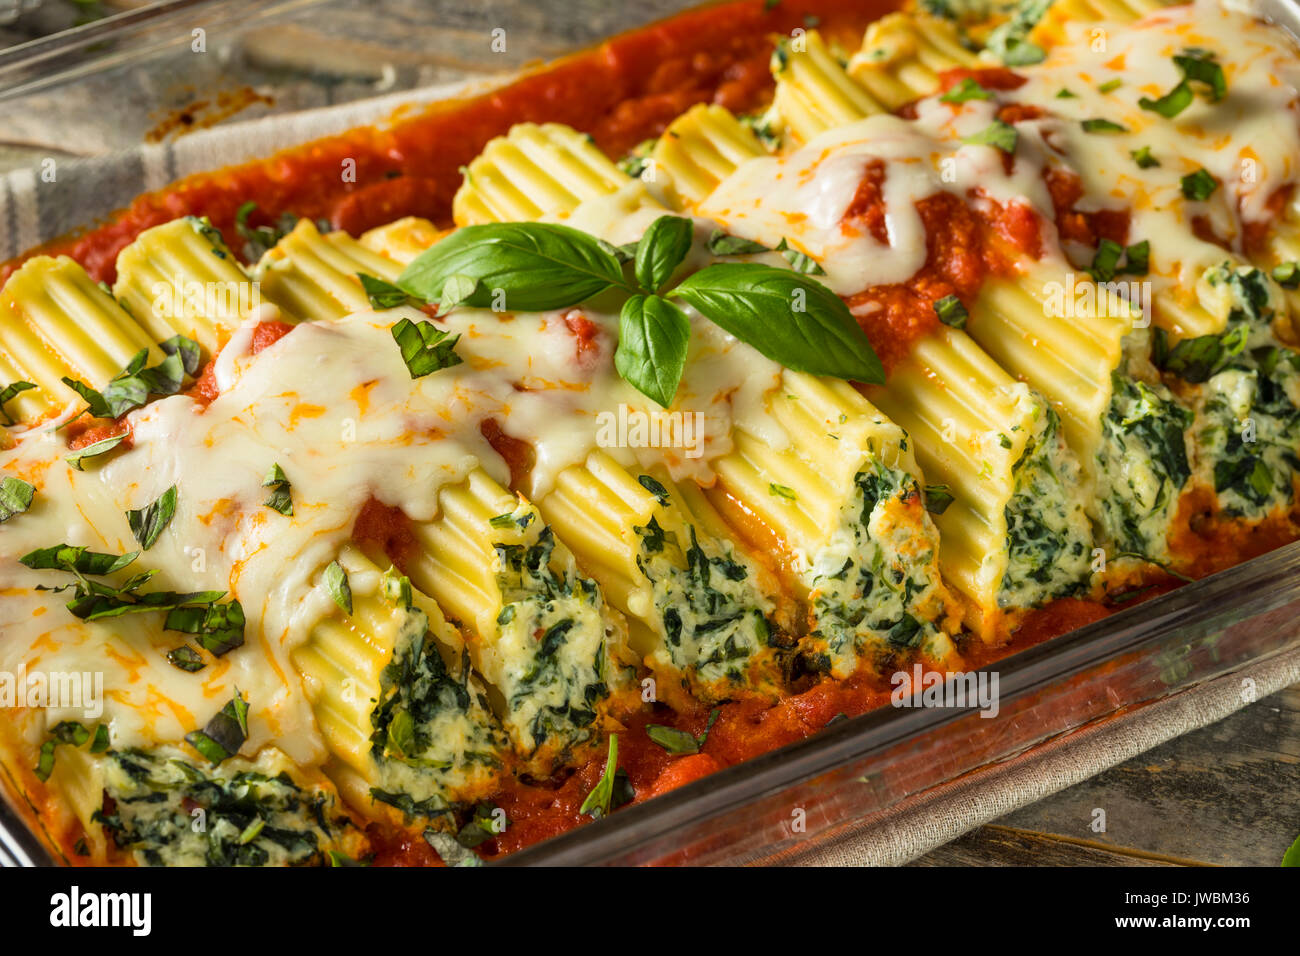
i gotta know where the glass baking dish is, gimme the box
[1,0,1299,867]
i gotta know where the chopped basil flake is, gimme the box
[185,691,249,765]
[962,120,1018,154]
[358,273,419,310]
[1181,168,1218,201]
[939,77,992,104]
[0,380,36,425]
[262,463,293,516]
[1272,262,1300,289]
[1131,146,1160,169]
[126,484,177,550]
[324,560,353,615]
[65,431,128,471]
[166,645,207,672]
[1081,118,1128,133]
[1139,81,1194,118]
[0,476,35,523]
[391,317,463,379]
[923,483,955,515]
[934,294,968,328]
[646,724,700,755]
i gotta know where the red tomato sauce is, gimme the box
[842,168,1037,373]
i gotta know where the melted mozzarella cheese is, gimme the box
[0,268,783,765]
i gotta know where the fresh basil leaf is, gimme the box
[1181,168,1218,201]
[0,381,36,425]
[934,295,967,328]
[1081,118,1128,133]
[324,560,353,615]
[127,485,177,550]
[166,645,207,672]
[398,222,628,311]
[1131,146,1160,168]
[668,263,884,384]
[706,230,771,256]
[924,483,955,515]
[962,120,1018,153]
[776,238,825,275]
[263,463,293,516]
[579,734,621,819]
[1139,80,1193,118]
[940,77,992,103]
[0,477,35,523]
[61,338,200,425]
[165,600,245,656]
[186,691,249,765]
[390,318,463,379]
[646,724,700,755]
[634,215,694,293]
[614,294,692,409]
[359,273,419,309]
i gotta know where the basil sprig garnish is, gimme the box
[186,691,249,765]
[126,484,177,550]
[397,216,883,407]
[0,476,35,523]
[0,380,36,425]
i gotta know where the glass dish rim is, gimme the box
[2,0,1300,868]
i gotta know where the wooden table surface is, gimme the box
[912,684,1300,866]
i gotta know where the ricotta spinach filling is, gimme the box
[491,509,618,760]
[803,458,954,678]
[1093,336,1194,563]
[1166,266,1300,519]
[999,404,1092,609]
[367,598,505,820]
[633,486,777,699]
[96,749,359,867]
